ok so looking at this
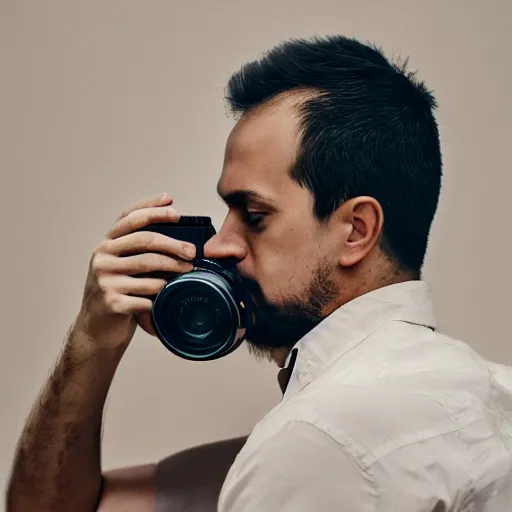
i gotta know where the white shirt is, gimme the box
[217,281,512,511]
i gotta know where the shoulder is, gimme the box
[220,327,512,511]
[261,328,502,465]
[218,420,378,512]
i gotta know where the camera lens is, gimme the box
[151,266,246,360]
[179,302,215,336]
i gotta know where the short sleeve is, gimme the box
[218,420,378,512]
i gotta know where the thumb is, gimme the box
[136,311,157,337]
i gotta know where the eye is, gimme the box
[244,211,266,229]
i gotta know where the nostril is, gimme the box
[203,234,246,263]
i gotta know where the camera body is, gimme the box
[139,216,247,361]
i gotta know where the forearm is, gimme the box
[6,325,126,512]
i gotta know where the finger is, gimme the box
[106,294,153,315]
[136,312,157,337]
[101,274,168,296]
[117,193,173,221]
[108,205,180,239]
[100,231,196,260]
[94,252,194,275]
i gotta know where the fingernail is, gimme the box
[183,244,196,258]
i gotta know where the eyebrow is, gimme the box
[217,187,276,208]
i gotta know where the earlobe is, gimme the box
[339,197,384,267]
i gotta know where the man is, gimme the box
[6,35,512,512]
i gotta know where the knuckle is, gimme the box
[92,244,104,257]
[90,252,105,272]
[95,240,111,255]
[97,276,110,293]
[141,253,172,273]
[140,231,156,247]
[137,254,155,273]
[163,207,177,219]
[144,214,156,227]
[105,293,122,313]
[148,253,166,270]
[123,212,136,231]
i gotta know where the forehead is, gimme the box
[217,99,302,200]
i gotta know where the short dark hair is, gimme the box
[225,35,442,274]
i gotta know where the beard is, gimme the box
[239,260,338,360]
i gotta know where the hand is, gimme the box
[73,193,196,349]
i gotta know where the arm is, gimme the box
[98,464,157,512]
[155,436,248,511]
[6,328,159,512]
[6,193,196,512]
[6,328,126,512]
[96,436,249,512]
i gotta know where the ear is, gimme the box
[338,196,384,267]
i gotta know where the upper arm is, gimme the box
[97,464,156,512]
[218,422,377,512]
[155,436,248,512]
[96,436,248,512]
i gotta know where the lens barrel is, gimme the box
[151,261,246,360]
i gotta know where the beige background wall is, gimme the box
[1,0,511,502]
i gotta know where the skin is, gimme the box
[5,92,412,512]
[205,93,409,365]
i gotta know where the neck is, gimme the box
[270,258,418,368]
[328,254,419,314]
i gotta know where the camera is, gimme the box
[138,216,247,361]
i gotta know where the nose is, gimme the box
[203,219,247,263]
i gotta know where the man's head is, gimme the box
[203,35,442,364]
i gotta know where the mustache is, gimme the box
[237,274,272,325]
[237,273,321,326]
[235,271,262,300]
[237,273,282,316]
[232,259,338,353]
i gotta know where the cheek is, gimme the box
[249,239,320,301]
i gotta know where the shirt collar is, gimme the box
[280,280,437,397]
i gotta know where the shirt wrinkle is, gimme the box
[216,280,512,511]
